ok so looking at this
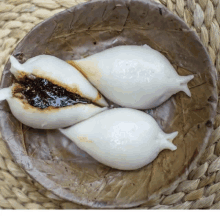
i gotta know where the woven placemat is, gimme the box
[0,0,220,210]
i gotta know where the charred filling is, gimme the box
[15,75,92,109]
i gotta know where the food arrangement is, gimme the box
[0,0,217,208]
[0,45,193,170]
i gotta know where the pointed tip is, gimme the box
[183,85,192,97]
[160,131,178,151]
[0,87,12,101]
[10,55,18,65]
[10,55,15,61]
[10,55,23,74]
[95,96,109,107]
[169,144,177,151]
[160,139,177,151]
[166,131,178,142]
[179,75,194,97]
[185,74,194,83]
[179,74,194,85]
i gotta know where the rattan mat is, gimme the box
[0,0,220,209]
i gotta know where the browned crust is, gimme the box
[67,60,88,79]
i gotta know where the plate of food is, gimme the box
[0,0,217,209]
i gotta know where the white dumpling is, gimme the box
[0,85,108,129]
[72,45,194,109]
[60,108,178,170]
[10,55,108,107]
[0,55,109,129]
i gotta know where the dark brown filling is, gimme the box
[17,75,91,109]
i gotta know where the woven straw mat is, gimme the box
[0,0,220,210]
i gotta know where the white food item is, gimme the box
[0,55,109,129]
[10,55,108,107]
[0,85,108,129]
[73,45,194,109]
[60,108,178,170]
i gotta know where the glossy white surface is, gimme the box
[60,108,178,170]
[74,45,194,109]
